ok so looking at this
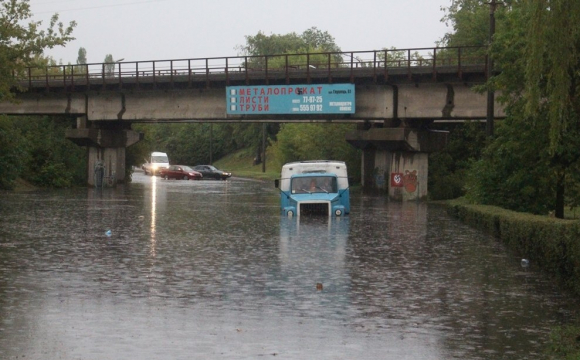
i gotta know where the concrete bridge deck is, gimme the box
[3,46,502,123]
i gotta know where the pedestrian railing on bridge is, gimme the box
[15,46,488,90]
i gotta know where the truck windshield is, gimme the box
[291,176,337,194]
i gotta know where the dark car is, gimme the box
[159,165,203,180]
[192,165,232,180]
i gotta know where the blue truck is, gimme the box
[275,161,350,217]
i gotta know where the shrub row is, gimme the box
[445,198,580,297]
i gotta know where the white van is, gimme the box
[142,152,169,176]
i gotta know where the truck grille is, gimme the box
[300,203,329,216]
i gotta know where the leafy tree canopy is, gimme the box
[236,26,341,57]
[522,0,580,217]
[524,0,580,154]
[0,0,76,101]
[439,0,580,217]
[270,123,361,181]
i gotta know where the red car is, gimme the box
[159,165,203,180]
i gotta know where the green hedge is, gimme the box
[445,199,580,296]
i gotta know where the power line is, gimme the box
[32,0,169,14]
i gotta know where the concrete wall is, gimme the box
[397,83,505,119]
[87,89,226,121]
[0,93,86,115]
[368,150,429,201]
[0,84,504,121]
[87,147,125,187]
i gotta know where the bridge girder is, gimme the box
[0,83,504,122]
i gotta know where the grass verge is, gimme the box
[213,148,280,181]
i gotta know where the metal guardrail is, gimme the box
[15,46,488,89]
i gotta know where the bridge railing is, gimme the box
[15,46,487,89]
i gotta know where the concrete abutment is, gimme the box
[346,127,448,201]
[65,117,143,186]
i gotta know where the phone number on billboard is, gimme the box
[295,104,324,112]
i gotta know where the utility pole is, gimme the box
[486,0,500,137]
[209,124,213,165]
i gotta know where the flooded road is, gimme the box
[0,172,577,359]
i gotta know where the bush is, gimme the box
[0,116,28,190]
[547,325,580,359]
[428,121,486,200]
[0,116,86,189]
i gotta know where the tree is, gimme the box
[378,47,429,68]
[0,115,86,190]
[523,0,580,218]
[465,107,556,214]
[438,1,580,217]
[76,47,87,64]
[0,115,27,189]
[103,54,114,77]
[18,115,85,188]
[237,27,341,57]
[428,121,487,200]
[300,27,341,53]
[0,0,76,102]
[236,27,342,68]
[270,123,361,181]
[439,0,491,48]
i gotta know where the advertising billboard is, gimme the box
[226,84,355,115]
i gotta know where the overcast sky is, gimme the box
[28,0,453,64]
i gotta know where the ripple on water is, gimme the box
[0,178,577,359]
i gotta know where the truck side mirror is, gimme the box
[274,179,279,188]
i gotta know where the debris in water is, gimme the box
[105,230,112,237]
[521,259,529,268]
[316,283,323,291]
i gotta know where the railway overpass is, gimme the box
[0,46,504,199]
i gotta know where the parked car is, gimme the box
[192,165,232,180]
[159,165,203,180]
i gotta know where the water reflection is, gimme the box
[150,175,157,258]
[279,217,349,293]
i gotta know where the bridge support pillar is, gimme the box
[346,127,448,201]
[66,119,143,186]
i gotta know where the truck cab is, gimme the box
[142,152,169,176]
[275,161,350,217]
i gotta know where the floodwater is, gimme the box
[0,172,577,360]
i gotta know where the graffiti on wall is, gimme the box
[391,170,418,193]
[373,167,386,187]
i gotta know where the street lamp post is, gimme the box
[115,58,125,78]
